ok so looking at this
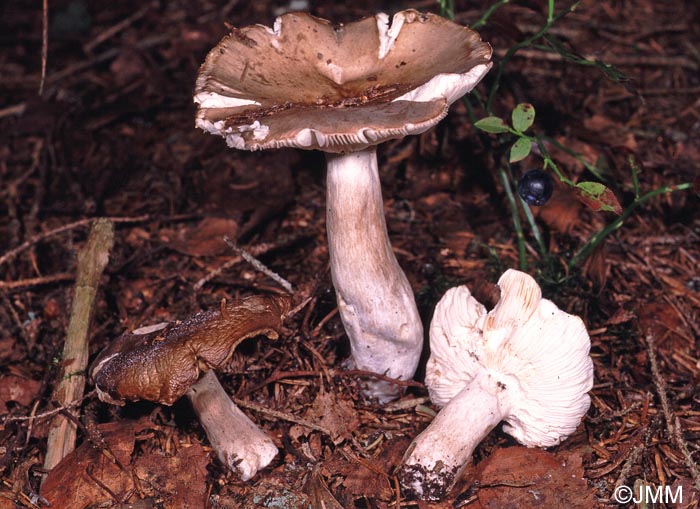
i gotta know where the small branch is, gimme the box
[673,416,700,492]
[648,333,700,492]
[83,1,158,53]
[646,333,674,434]
[0,215,147,269]
[0,102,27,119]
[0,272,74,292]
[42,220,115,478]
[612,415,658,494]
[39,0,48,96]
[223,236,293,294]
[2,390,96,423]
[233,398,332,437]
[493,47,699,70]
[193,234,309,291]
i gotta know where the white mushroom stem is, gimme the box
[186,371,277,481]
[400,370,507,501]
[326,147,423,403]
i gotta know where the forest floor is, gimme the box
[1,0,699,508]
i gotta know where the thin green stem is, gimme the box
[541,135,606,181]
[486,2,580,113]
[520,196,547,256]
[568,183,692,269]
[547,0,555,22]
[471,0,509,29]
[439,0,455,20]
[628,156,641,198]
[500,167,527,270]
[535,137,575,186]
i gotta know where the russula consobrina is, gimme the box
[399,270,593,500]
[194,10,492,402]
[91,294,290,480]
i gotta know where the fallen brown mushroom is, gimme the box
[91,294,291,481]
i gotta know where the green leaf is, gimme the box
[574,181,622,214]
[509,137,532,163]
[512,103,535,132]
[474,116,509,134]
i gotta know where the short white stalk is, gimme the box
[326,147,423,403]
[186,371,277,481]
[399,371,508,501]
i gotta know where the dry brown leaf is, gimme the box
[134,442,209,509]
[671,478,700,509]
[583,114,637,151]
[471,447,598,509]
[639,301,683,339]
[164,217,238,257]
[41,420,145,509]
[304,391,360,443]
[326,436,410,505]
[605,307,637,326]
[0,375,41,412]
[0,496,17,509]
[534,185,582,235]
[110,48,146,87]
[583,245,610,289]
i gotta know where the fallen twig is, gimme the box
[647,333,700,492]
[0,273,74,292]
[2,390,96,424]
[0,102,27,119]
[495,48,698,70]
[233,398,332,437]
[83,1,158,53]
[0,215,147,269]
[39,0,48,95]
[223,236,294,294]
[42,219,115,479]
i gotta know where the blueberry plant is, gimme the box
[439,0,693,276]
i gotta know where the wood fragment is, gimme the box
[0,272,74,292]
[233,397,332,436]
[39,0,47,96]
[42,219,115,479]
[223,236,294,294]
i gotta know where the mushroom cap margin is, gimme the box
[194,9,492,153]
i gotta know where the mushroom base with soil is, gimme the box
[398,370,509,501]
[187,371,277,481]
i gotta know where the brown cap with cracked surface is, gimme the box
[194,10,492,152]
[90,294,291,406]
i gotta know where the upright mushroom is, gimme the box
[399,269,594,500]
[194,10,492,402]
[90,294,290,481]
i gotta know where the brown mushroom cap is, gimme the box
[195,10,492,152]
[91,294,291,406]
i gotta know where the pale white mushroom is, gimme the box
[187,371,277,481]
[194,10,492,402]
[399,269,594,500]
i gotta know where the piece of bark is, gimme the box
[42,219,115,477]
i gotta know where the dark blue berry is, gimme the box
[518,169,554,206]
